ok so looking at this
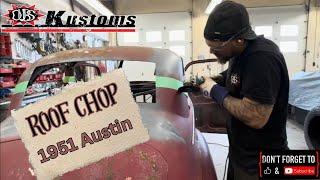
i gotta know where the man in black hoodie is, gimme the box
[199,1,290,179]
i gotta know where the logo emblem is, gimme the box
[230,73,240,86]
[4,4,44,26]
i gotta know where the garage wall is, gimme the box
[306,0,320,71]
[114,0,212,79]
[248,5,308,77]
[117,12,193,79]
[114,0,319,78]
[192,0,225,78]
[192,14,225,78]
[192,0,319,78]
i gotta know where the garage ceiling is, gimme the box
[113,0,307,15]
[114,0,194,14]
[2,0,307,16]
[99,0,115,12]
[233,0,306,8]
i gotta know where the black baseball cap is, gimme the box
[204,1,257,41]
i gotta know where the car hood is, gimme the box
[0,103,186,144]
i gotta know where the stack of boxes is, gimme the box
[0,62,29,89]
[1,33,31,89]
[0,33,12,59]
[0,66,15,88]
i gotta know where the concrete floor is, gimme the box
[202,119,308,180]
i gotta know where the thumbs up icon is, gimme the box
[264,167,272,175]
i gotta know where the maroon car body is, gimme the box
[0,47,222,180]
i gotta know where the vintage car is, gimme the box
[0,47,228,179]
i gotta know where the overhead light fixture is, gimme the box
[205,0,222,14]
[78,0,114,16]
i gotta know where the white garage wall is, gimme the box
[117,12,192,78]
[192,4,310,79]
[247,5,308,77]
[306,0,320,71]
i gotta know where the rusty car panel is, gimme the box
[1,47,218,180]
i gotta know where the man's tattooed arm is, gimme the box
[223,96,274,129]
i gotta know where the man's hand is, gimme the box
[211,74,224,84]
[199,77,216,96]
[199,77,229,105]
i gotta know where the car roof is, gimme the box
[5,46,186,120]
[26,46,185,82]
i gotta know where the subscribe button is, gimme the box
[284,166,316,176]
